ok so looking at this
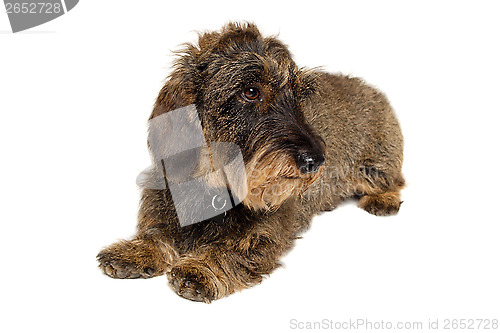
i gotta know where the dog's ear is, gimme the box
[149,44,203,120]
[295,68,320,102]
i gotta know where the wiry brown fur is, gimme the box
[244,145,324,210]
[97,22,405,303]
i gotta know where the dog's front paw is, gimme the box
[167,260,221,303]
[97,239,168,279]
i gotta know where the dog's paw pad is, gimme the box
[167,266,214,303]
[98,254,157,279]
[358,193,402,216]
[96,242,163,279]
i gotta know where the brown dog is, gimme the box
[97,22,405,303]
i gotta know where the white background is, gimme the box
[1,1,499,332]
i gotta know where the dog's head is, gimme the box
[151,22,326,211]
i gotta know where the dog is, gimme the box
[97,22,405,303]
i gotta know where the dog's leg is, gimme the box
[355,163,405,216]
[167,205,304,303]
[166,243,282,303]
[97,189,179,279]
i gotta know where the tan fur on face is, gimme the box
[243,144,323,210]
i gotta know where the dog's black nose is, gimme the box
[296,152,325,174]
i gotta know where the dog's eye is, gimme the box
[243,87,261,101]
